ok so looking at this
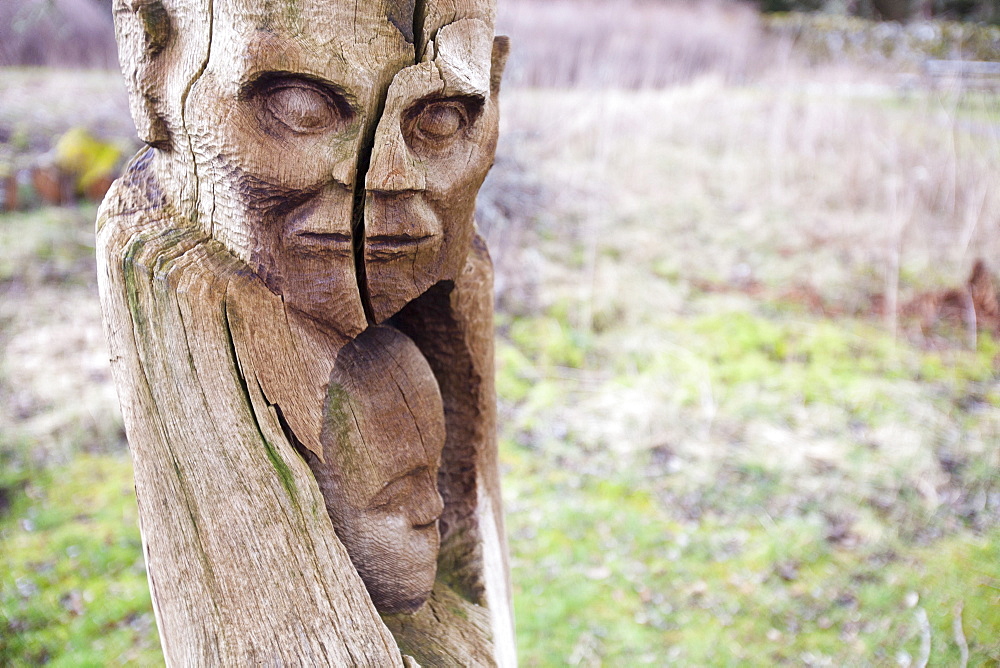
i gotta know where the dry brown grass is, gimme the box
[496,0,775,89]
[481,19,1000,326]
[0,0,117,69]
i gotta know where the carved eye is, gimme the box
[246,74,354,136]
[368,472,416,511]
[265,85,339,133]
[413,101,468,141]
[402,96,482,152]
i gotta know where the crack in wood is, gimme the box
[99,1,513,662]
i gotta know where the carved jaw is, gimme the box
[338,489,444,615]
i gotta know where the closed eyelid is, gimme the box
[400,95,486,152]
[241,72,357,133]
[241,71,354,103]
[366,466,431,509]
[404,94,484,120]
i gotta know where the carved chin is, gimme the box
[365,229,474,323]
[370,580,435,615]
[360,558,437,615]
[341,521,441,615]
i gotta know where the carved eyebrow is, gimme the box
[402,93,485,123]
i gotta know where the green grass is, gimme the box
[498,302,1000,664]
[505,452,1000,665]
[0,453,161,665]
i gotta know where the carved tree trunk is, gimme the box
[98,0,513,664]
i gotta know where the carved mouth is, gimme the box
[287,231,354,257]
[366,234,435,261]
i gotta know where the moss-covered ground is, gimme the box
[499,306,1000,665]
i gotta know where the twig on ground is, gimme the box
[915,606,931,668]
[953,602,969,668]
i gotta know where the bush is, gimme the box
[759,0,1000,23]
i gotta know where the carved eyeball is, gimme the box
[413,101,468,142]
[265,85,340,134]
[246,75,354,136]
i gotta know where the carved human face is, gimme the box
[363,21,501,322]
[319,326,446,614]
[178,0,415,337]
[172,4,500,332]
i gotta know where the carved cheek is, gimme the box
[339,507,439,574]
[226,114,361,190]
[342,508,439,615]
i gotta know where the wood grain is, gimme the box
[101,0,513,663]
[97,153,402,664]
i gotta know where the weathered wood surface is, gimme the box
[99,0,513,663]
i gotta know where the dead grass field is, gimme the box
[3,1,1000,664]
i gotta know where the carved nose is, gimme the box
[365,126,425,195]
[411,472,444,528]
[413,493,444,529]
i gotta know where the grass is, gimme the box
[0,203,141,664]
[4,3,1000,665]
[499,303,1000,664]
[483,34,1000,660]
[0,454,160,665]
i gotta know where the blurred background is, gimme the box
[2,0,1000,664]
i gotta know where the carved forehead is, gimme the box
[327,326,446,499]
[213,0,410,40]
[209,0,414,92]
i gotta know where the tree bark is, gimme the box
[99,0,513,663]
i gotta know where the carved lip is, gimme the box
[287,231,354,257]
[365,234,435,261]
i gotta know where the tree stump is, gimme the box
[97,0,513,664]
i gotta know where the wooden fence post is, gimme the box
[97,0,513,663]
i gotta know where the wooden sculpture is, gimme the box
[97,0,513,664]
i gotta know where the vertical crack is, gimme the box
[350,4,425,326]
[351,141,376,325]
[179,0,214,226]
[413,0,426,58]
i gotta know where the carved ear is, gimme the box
[137,0,172,56]
[490,36,510,96]
[116,0,173,148]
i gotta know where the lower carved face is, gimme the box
[333,464,444,614]
[318,325,447,614]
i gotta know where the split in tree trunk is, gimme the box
[99,0,513,663]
